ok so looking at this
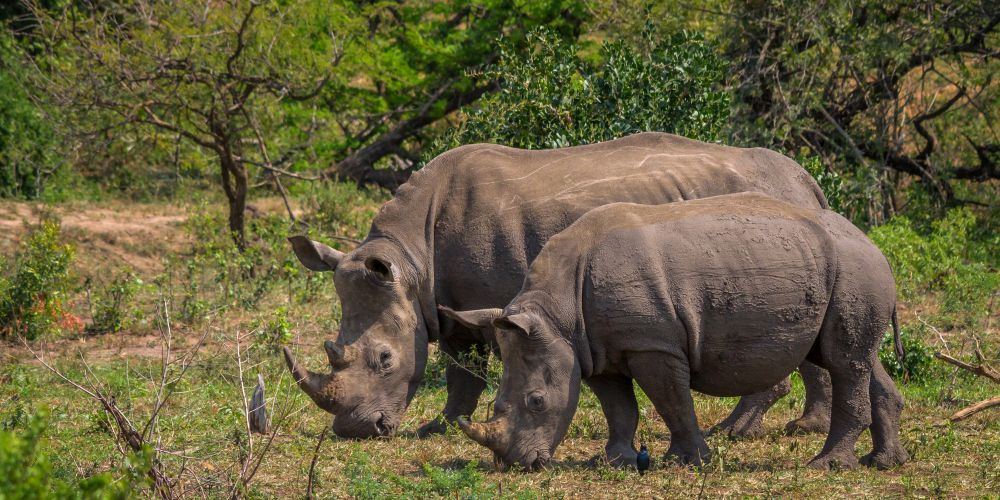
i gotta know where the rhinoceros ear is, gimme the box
[289,236,344,272]
[492,312,534,336]
[438,305,504,329]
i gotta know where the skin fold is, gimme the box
[446,193,908,471]
[284,132,836,461]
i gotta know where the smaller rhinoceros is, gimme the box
[442,193,907,471]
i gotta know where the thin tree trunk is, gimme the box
[219,152,248,252]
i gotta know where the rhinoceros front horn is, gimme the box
[283,347,338,413]
[456,416,496,447]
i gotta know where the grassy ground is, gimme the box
[1,196,998,498]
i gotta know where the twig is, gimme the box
[22,337,175,498]
[919,316,951,356]
[325,235,363,245]
[305,427,328,499]
[934,352,1000,383]
[949,396,1000,422]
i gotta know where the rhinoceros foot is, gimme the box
[807,450,859,470]
[783,413,831,435]
[707,414,766,440]
[416,417,449,439]
[860,445,908,470]
[586,446,640,469]
[662,441,711,467]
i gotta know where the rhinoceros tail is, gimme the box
[892,306,905,366]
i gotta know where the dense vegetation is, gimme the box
[0,1,997,497]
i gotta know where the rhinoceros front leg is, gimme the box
[417,339,489,438]
[628,351,711,466]
[585,374,639,468]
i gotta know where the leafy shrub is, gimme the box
[0,32,63,200]
[251,306,293,353]
[800,156,846,213]
[0,218,78,339]
[869,207,998,328]
[299,180,387,241]
[86,269,145,334]
[0,408,143,499]
[879,325,935,382]
[434,27,730,155]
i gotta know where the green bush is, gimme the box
[0,218,79,339]
[435,27,730,155]
[869,207,998,328]
[0,31,63,200]
[880,325,936,382]
[86,269,145,334]
[251,306,293,353]
[299,180,387,241]
[0,408,142,499]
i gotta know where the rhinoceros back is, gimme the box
[530,193,854,394]
[368,133,829,337]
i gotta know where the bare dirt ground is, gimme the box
[0,200,189,275]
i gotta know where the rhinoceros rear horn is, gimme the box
[288,236,344,272]
[324,340,348,368]
[283,346,338,413]
[439,306,504,329]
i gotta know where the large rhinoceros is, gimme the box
[444,193,908,471]
[283,132,832,460]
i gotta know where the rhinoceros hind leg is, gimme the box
[629,351,711,467]
[808,311,880,469]
[860,361,908,469]
[806,371,870,471]
[585,374,640,468]
[708,377,791,439]
[784,361,832,435]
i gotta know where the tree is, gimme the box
[29,0,349,249]
[318,0,588,189]
[723,0,999,225]
[437,28,730,151]
[0,29,60,199]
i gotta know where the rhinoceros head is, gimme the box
[442,305,581,471]
[284,236,429,438]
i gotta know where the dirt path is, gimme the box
[0,200,190,275]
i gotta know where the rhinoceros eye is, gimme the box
[526,391,546,413]
[367,346,395,374]
[378,350,394,371]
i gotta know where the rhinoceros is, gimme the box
[283,132,832,460]
[443,193,907,471]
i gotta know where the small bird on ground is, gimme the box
[637,443,650,475]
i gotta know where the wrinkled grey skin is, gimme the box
[445,193,908,471]
[283,132,833,454]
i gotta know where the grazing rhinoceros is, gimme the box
[282,132,832,460]
[443,193,908,471]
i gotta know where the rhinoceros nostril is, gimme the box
[374,412,393,436]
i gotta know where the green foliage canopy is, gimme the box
[440,29,730,152]
[0,31,60,199]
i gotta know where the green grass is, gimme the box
[1,334,997,498]
[0,193,997,498]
